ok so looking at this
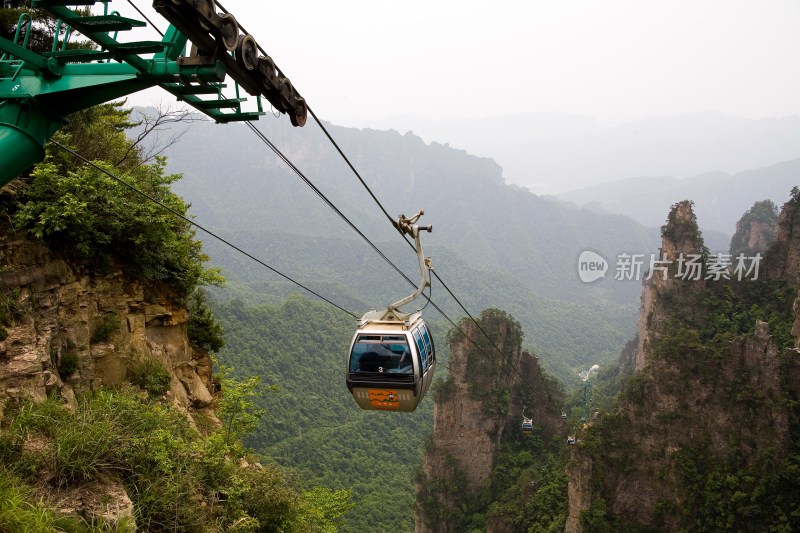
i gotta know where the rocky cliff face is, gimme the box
[565,195,800,532]
[0,220,215,525]
[415,309,563,532]
[632,200,706,372]
[729,199,779,258]
[735,219,776,255]
[764,192,800,286]
[0,220,214,414]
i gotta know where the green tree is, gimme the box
[189,288,225,352]
[11,103,223,298]
[216,362,274,447]
[299,486,355,532]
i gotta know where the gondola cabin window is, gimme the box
[420,324,434,363]
[349,334,413,374]
[412,328,427,372]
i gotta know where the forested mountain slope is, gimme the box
[210,295,442,532]
[565,195,800,532]
[0,104,350,531]
[147,110,659,378]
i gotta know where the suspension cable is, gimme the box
[244,121,418,290]
[49,140,506,396]
[127,0,164,37]
[306,107,396,225]
[50,140,532,402]
[244,119,532,392]
[305,106,539,394]
[51,140,358,319]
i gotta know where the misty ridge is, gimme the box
[556,158,800,236]
[362,110,800,196]
[358,110,800,243]
[138,105,800,382]
[155,107,800,246]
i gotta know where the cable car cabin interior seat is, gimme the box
[346,311,436,412]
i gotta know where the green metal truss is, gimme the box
[0,0,305,185]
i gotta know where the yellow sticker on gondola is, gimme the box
[368,389,400,410]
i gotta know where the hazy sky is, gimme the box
[121,0,800,126]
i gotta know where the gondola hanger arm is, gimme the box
[389,210,432,312]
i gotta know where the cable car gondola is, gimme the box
[346,211,436,412]
[521,405,533,432]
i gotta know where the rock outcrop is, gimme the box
[0,220,214,415]
[633,200,706,371]
[48,477,136,529]
[729,199,779,258]
[415,309,562,532]
[764,191,800,285]
[565,195,800,532]
[0,220,215,527]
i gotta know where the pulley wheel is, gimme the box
[258,55,277,84]
[235,34,259,71]
[217,13,239,51]
[278,77,294,102]
[197,0,215,30]
[290,97,307,127]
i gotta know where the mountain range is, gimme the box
[358,111,800,195]
[141,107,800,381]
[556,157,800,235]
[144,110,662,380]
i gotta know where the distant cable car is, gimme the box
[521,405,533,432]
[567,435,577,445]
[346,211,436,412]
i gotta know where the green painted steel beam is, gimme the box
[161,82,226,95]
[42,49,115,62]
[0,38,60,76]
[65,15,146,33]
[0,26,230,186]
[32,0,101,6]
[200,109,265,123]
[0,0,299,185]
[0,59,227,114]
[38,4,151,71]
[155,25,187,62]
[190,97,245,109]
